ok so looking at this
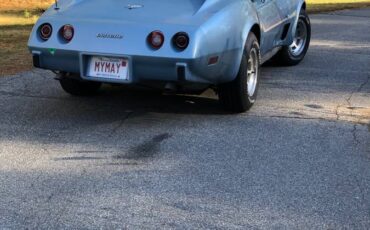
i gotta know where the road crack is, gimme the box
[0,90,64,100]
[351,124,361,146]
[108,111,134,137]
[346,75,370,108]
[354,176,370,217]
[334,75,370,124]
[335,104,342,120]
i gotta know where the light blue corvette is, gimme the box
[28,0,311,112]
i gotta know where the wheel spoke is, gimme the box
[289,19,308,56]
[246,48,258,97]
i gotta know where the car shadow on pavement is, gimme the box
[0,80,234,146]
[81,84,227,115]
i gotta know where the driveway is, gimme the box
[0,8,369,229]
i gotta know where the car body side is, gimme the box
[28,0,306,86]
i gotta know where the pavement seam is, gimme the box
[250,114,336,123]
[323,13,370,19]
[252,112,369,126]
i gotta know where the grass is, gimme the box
[0,25,34,76]
[0,9,43,76]
[0,9,44,26]
[0,1,52,11]
[0,14,38,26]
[307,0,370,12]
[0,1,370,76]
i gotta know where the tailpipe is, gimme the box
[164,82,178,93]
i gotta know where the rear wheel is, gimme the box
[59,75,101,96]
[218,32,260,113]
[275,10,311,66]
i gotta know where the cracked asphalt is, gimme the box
[0,8,370,229]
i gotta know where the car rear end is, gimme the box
[28,0,243,88]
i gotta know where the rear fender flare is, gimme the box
[290,0,307,41]
[229,14,260,83]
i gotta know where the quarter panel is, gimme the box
[192,0,259,83]
[252,0,283,55]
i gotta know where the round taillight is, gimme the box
[39,23,52,41]
[173,32,189,50]
[147,31,164,49]
[61,25,74,42]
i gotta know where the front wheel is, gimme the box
[218,32,261,113]
[275,10,311,66]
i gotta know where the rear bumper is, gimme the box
[30,48,233,85]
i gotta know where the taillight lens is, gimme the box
[173,32,189,50]
[39,23,52,41]
[61,25,74,42]
[147,31,164,49]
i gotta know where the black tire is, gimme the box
[218,32,261,113]
[275,10,311,66]
[59,76,101,96]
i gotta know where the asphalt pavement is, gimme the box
[0,8,369,229]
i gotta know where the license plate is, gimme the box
[87,56,129,80]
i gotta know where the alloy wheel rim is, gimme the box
[289,19,308,56]
[247,47,258,97]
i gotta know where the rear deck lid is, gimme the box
[49,0,207,25]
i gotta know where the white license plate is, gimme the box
[87,56,129,80]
